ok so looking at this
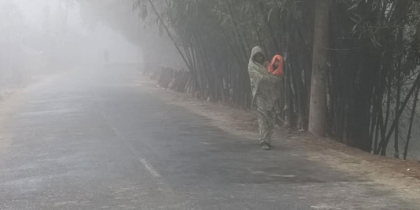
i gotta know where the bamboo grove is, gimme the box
[79,0,420,159]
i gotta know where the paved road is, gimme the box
[0,65,417,209]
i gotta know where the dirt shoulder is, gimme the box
[0,88,25,150]
[0,75,48,151]
[137,76,420,203]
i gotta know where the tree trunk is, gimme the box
[375,71,393,155]
[403,85,420,160]
[146,0,194,74]
[394,70,401,158]
[378,73,420,155]
[308,0,330,136]
[258,1,280,52]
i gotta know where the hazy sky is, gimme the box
[15,0,80,28]
[13,0,142,64]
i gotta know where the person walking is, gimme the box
[248,46,283,150]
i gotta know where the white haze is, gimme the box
[13,0,142,67]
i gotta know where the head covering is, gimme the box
[249,46,266,66]
[268,55,284,76]
[249,47,268,103]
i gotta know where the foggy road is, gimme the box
[0,65,417,210]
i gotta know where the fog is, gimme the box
[0,0,145,88]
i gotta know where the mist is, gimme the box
[0,0,147,88]
[1,1,420,209]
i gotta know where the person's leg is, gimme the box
[256,97,274,149]
[265,109,276,144]
[257,110,266,142]
[257,111,270,150]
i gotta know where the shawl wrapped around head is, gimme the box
[248,46,283,109]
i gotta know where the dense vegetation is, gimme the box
[80,0,420,159]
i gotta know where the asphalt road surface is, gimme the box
[0,65,417,209]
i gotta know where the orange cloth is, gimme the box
[268,55,284,76]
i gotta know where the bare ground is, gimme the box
[0,89,24,151]
[137,76,420,204]
[0,76,49,151]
